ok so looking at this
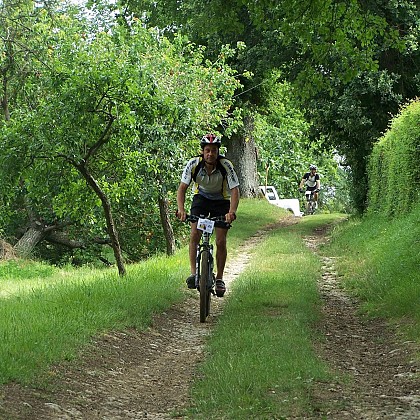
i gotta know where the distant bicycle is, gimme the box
[183,214,230,323]
[300,188,318,215]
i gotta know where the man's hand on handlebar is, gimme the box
[225,212,236,224]
[176,209,187,222]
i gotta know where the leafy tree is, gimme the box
[254,76,310,194]
[122,0,419,210]
[278,0,419,211]
[0,0,34,121]
[0,10,240,271]
[0,0,76,250]
[253,74,348,211]
[0,0,66,121]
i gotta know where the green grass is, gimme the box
[324,202,420,338]
[0,198,286,386]
[0,260,59,298]
[0,256,186,385]
[227,198,292,253]
[186,214,345,419]
[4,196,418,418]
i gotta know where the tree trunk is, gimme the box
[225,115,259,198]
[76,164,126,276]
[158,193,176,256]
[14,222,47,258]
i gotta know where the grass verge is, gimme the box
[0,256,186,385]
[324,202,420,339]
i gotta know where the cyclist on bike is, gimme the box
[176,133,240,297]
[299,164,321,205]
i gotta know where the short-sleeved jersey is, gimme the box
[303,172,320,188]
[181,156,240,200]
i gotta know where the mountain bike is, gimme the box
[184,214,230,323]
[300,189,318,215]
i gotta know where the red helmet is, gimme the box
[200,133,221,149]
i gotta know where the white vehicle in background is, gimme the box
[259,186,302,217]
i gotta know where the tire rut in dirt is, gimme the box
[305,231,420,419]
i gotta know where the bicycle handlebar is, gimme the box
[188,214,231,228]
[186,214,226,222]
[299,188,320,193]
[177,212,231,228]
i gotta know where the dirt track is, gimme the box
[0,218,419,419]
[305,226,420,419]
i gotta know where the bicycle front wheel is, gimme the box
[199,249,211,323]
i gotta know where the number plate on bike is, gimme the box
[197,218,215,233]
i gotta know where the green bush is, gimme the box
[367,99,420,216]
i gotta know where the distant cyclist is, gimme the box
[176,134,240,297]
[299,164,321,205]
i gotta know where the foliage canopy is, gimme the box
[0,5,241,266]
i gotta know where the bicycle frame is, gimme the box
[304,191,316,215]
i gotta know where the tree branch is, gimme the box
[84,116,116,162]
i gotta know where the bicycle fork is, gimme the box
[195,242,215,291]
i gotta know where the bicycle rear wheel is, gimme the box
[200,249,211,323]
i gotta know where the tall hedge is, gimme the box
[367,99,420,217]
